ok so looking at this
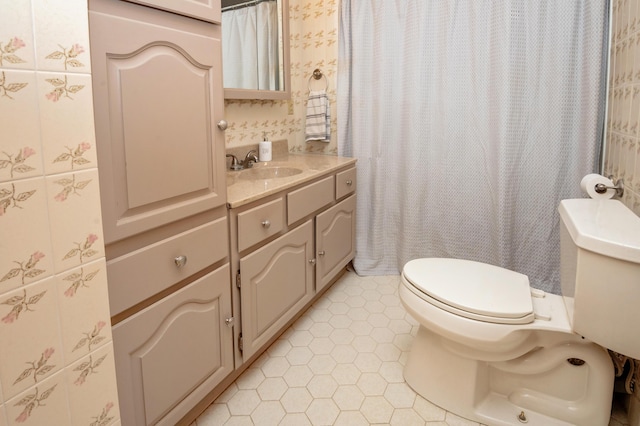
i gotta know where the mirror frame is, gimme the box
[223,0,291,100]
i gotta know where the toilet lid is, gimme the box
[402,258,534,324]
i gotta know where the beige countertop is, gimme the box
[226,153,357,208]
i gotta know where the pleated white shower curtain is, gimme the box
[222,0,279,90]
[338,1,608,293]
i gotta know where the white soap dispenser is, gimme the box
[259,132,272,162]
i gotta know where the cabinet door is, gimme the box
[240,221,314,360]
[316,195,356,292]
[112,264,233,426]
[89,0,227,243]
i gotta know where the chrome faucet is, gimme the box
[226,150,260,171]
[225,154,243,170]
[243,150,259,168]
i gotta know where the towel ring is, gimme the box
[308,68,328,92]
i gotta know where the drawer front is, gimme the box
[108,217,228,316]
[287,175,335,225]
[336,167,357,199]
[114,0,221,24]
[237,198,285,252]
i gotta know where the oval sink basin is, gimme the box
[238,166,303,180]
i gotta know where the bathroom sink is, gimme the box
[238,166,303,180]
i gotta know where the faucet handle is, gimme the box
[243,150,259,168]
[226,154,243,171]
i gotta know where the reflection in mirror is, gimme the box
[222,0,290,100]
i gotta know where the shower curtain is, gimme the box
[222,0,279,90]
[338,1,608,294]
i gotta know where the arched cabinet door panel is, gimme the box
[90,0,226,243]
[112,264,233,425]
[239,221,315,360]
[315,195,356,292]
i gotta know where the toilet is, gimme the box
[399,199,640,426]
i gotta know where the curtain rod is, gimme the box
[222,0,274,12]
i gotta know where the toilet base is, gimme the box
[405,326,614,426]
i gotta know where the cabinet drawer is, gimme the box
[108,217,228,316]
[113,264,233,426]
[237,198,285,252]
[287,175,335,225]
[117,0,221,24]
[336,167,357,199]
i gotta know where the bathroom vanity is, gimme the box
[89,1,355,424]
[226,155,357,365]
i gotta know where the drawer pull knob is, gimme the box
[318,250,326,256]
[346,180,353,186]
[225,317,235,328]
[309,258,316,265]
[261,220,271,228]
[217,119,228,130]
[174,255,188,268]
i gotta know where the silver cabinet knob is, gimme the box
[318,250,326,256]
[346,180,353,186]
[225,317,235,328]
[174,255,187,268]
[261,220,271,228]
[309,258,316,265]
[217,120,228,130]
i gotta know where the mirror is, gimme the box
[222,0,290,100]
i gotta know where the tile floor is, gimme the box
[195,271,631,426]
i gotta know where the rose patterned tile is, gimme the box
[45,169,104,274]
[0,2,35,70]
[32,0,91,73]
[0,177,54,294]
[66,343,119,426]
[4,371,70,426]
[0,277,63,401]
[55,258,112,364]
[0,70,42,183]
[36,72,97,175]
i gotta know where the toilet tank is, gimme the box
[559,199,640,359]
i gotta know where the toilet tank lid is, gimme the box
[559,199,640,264]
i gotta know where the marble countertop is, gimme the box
[226,153,357,208]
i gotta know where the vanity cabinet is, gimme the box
[89,0,230,424]
[230,166,357,364]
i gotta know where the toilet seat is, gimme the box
[402,258,535,325]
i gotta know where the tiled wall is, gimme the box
[607,0,640,217]
[0,1,120,425]
[224,0,339,155]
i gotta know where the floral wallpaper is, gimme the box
[607,0,640,218]
[224,0,340,155]
[604,0,640,420]
[0,0,119,425]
